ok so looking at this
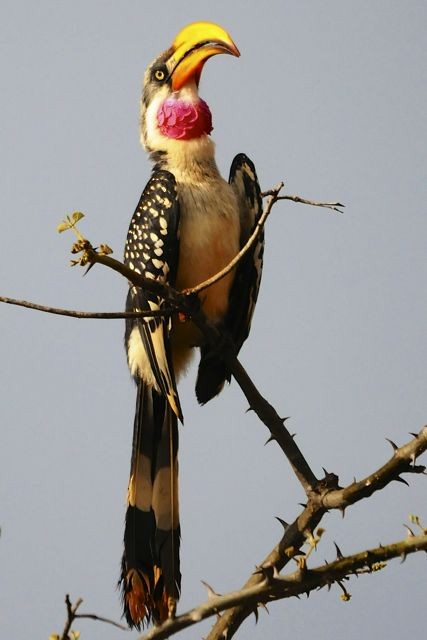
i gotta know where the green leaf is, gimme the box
[57,221,71,233]
[71,211,85,224]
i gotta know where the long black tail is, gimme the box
[120,380,180,628]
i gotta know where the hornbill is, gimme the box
[120,22,264,628]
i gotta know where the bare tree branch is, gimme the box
[54,594,127,640]
[59,595,83,640]
[260,190,345,214]
[138,533,427,640]
[0,295,174,320]
[75,612,127,631]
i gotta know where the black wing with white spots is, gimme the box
[124,169,181,419]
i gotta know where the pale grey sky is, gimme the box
[1,1,426,639]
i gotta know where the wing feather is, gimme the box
[227,153,265,352]
[124,170,182,420]
[195,153,264,404]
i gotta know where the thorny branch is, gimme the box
[61,207,426,639]
[205,426,427,640]
[138,531,427,640]
[3,186,425,639]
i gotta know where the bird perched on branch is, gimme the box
[120,21,264,628]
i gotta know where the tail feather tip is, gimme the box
[121,567,176,628]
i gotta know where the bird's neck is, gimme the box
[143,86,220,181]
[150,136,219,182]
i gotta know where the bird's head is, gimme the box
[140,22,239,157]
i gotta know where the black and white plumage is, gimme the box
[195,153,264,403]
[119,22,264,628]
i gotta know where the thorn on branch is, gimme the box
[394,476,410,487]
[201,580,220,599]
[275,516,289,531]
[334,542,344,559]
[385,437,399,452]
[253,564,278,583]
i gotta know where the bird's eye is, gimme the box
[154,69,166,82]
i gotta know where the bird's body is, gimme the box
[127,135,241,380]
[120,22,264,628]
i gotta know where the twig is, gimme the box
[185,182,284,295]
[138,533,427,640]
[276,194,344,213]
[57,594,127,639]
[260,190,344,214]
[75,612,127,631]
[0,295,173,320]
[60,595,83,640]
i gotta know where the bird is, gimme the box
[120,21,265,629]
